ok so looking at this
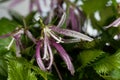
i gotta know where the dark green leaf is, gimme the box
[25,11,36,25]
[9,10,24,25]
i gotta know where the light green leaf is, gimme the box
[7,58,37,80]
[0,18,17,35]
[94,50,120,75]
[78,50,105,67]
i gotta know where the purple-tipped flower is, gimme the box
[35,14,93,75]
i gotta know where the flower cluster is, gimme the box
[35,16,93,75]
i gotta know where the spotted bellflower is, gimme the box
[35,13,93,75]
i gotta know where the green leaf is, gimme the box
[0,58,7,77]
[93,50,120,75]
[0,18,17,35]
[25,11,36,25]
[78,50,105,67]
[31,66,49,80]
[7,57,37,80]
[110,69,120,79]
[81,0,108,15]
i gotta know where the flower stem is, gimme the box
[53,62,63,80]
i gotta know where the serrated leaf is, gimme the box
[78,50,105,67]
[109,69,120,79]
[93,50,120,75]
[7,58,37,80]
[0,58,7,77]
[93,56,114,74]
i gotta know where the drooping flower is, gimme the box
[0,28,36,57]
[35,15,93,75]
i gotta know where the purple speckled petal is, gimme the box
[36,40,46,71]
[44,31,53,69]
[105,18,120,28]
[52,41,75,75]
[50,26,93,41]
[46,41,53,69]
[69,7,78,31]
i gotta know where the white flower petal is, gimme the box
[57,12,66,27]
[51,26,93,41]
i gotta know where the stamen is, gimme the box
[43,29,49,60]
[48,31,64,43]
[44,27,64,43]
[57,12,66,27]
[5,38,15,50]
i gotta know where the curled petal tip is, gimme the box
[36,41,46,71]
[52,41,75,75]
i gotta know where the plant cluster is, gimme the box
[0,0,120,80]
